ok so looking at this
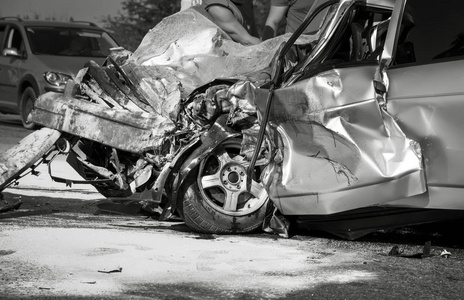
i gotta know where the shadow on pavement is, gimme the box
[0,113,22,126]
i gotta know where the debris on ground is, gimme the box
[0,200,23,214]
[98,266,123,274]
[96,199,162,217]
[441,249,452,258]
[388,241,433,258]
[262,206,291,238]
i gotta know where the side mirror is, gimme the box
[2,48,21,58]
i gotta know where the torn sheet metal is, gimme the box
[240,64,426,215]
[30,7,316,167]
[31,92,175,154]
[129,7,315,92]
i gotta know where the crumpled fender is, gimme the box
[155,114,240,217]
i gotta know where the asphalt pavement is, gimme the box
[2,113,464,299]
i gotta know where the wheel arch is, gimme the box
[160,114,241,216]
[17,75,40,106]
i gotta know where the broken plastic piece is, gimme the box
[388,245,401,256]
[0,200,23,214]
[440,249,451,258]
[262,206,290,238]
[388,241,433,259]
[98,266,123,273]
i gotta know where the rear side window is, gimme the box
[5,27,25,54]
[0,25,6,49]
[394,0,464,65]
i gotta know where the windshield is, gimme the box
[25,26,118,57]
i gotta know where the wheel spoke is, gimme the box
[200,174,223,189]
[223,190,240,211]
[241,157,269,168]
[249,180,267,201]
[214,146,233,167]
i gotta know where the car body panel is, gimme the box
[0,54,100,110]
[255,62,425,215]
[387,60,464,209]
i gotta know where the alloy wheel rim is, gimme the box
[197,141,268,217]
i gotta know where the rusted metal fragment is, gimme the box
[107,47,132,65]
[121,64,184,120]
[105,66,131,95]
[227,81,258,127]
[86,61,154,113]
[0,200,23,214]
[241,124,260,160]
[87,60,128,104]
[31,93,176,154]
[184,84,230,126]
[0,127,61,190]
[81,79,117,109]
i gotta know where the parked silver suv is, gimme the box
[0,18,118,128]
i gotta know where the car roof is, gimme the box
[0,17,104,30]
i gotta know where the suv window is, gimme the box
[6,27,24,53]
[394,0,464,65]
[0,25,6,49]
[25,26,117,57]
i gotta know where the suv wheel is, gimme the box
[20,87,37,129]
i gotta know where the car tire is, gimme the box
[20,87,37,129]
[179,138,269,234]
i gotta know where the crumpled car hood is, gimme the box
[31,7,315,156]
[124,7,315,117]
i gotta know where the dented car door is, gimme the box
[257,0,426,215]
[385,0,464,209]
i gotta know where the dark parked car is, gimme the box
[0,18,118,128]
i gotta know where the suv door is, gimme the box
[0,23,14,112]
[386,0,464,209]
[0,24,26,113]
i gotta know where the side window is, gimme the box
[304,6,330,35]
[326,6,391,63]
[0,25,6,50]
[394,0,464,65]
[6,27,25,53]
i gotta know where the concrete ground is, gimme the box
[1,114,464,299]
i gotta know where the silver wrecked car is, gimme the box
[1,0,464,239]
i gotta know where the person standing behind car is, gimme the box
[180,0,262,46]
[262,0,316,40]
